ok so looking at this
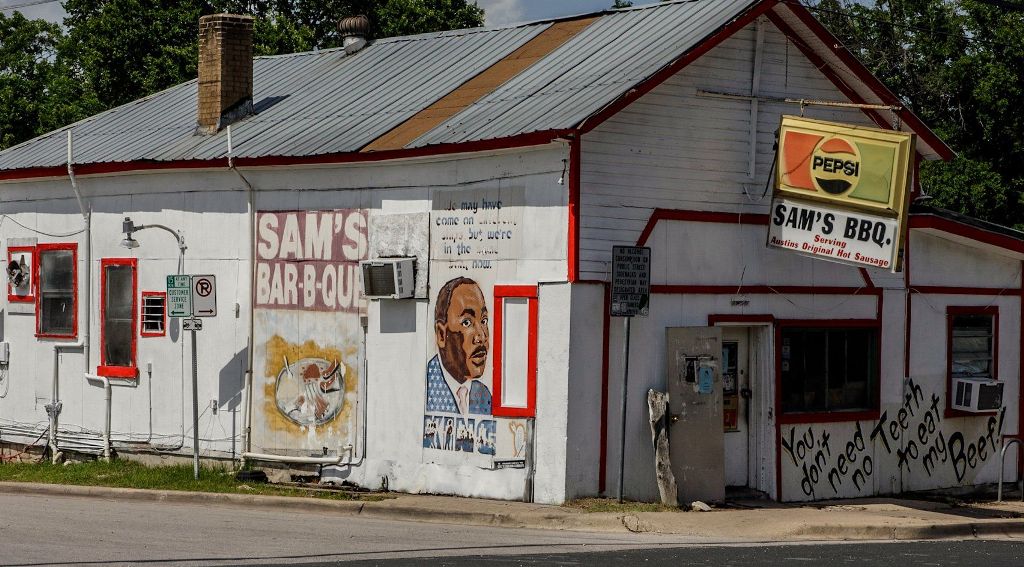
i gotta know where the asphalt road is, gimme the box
[0,492,708,566]
[0,492,1021,567]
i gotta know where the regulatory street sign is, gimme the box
[192,275,217,317]
[610,246,651,317]
[167,275,192,318]
[182,317,203,332]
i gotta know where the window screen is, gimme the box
[781,327,877,414]
[38,248,75,336]
[951,314,994,379]
[103,264,134,367]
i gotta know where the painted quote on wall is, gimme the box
[424,186,524,466]
[782,378,1005,499]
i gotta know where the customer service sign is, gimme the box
[767,116,914,271]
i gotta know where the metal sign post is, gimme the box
[166,274,216,480]
[610,246,651,503]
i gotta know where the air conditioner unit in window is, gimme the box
[951,378,1003,412]
[360,258,414,299]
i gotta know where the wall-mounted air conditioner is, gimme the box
[951,378,1003,412]
[360,258,415,299]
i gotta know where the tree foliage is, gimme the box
[811,0,1024,228]
[0,0,484,150]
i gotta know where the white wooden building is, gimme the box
[0,0,1020,504]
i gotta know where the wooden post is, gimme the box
[647,389,677,506]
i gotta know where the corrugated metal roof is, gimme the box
[414,0,756,147]
[0,0,762,171]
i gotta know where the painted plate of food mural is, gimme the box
[274,357,346,427]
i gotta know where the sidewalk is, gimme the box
[3,480,1024,542]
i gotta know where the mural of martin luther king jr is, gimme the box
[425,277,492,416]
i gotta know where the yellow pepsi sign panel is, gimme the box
[776,116,915,217]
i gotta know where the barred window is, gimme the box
[141,292,166,337]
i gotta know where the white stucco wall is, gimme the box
[0,145,577,504]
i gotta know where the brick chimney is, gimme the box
[196,14,254,135]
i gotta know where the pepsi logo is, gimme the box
[811,137,861,195]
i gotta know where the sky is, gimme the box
[475,0,625,25]
[0,0,627,27]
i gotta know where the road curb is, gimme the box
[4,482,1024,541]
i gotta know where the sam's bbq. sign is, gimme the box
[767,116,915,272]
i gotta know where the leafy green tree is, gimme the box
[61,0,215,110]
[0,11,100,150]
[0,0,485,150]
[0,12,59,149]
[810,0,1024,228]
[216,0,485,55]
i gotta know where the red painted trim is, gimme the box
[599,282,611,494]
[98,258,138,380]
[491,285,539,418]
[777,318,880,328]
[904,233,912,381]
[945,305,999,419]
[769,3,954,161]
[778,410,881,425]
[140,290,167,338]
[858,268,875,289]
[909,215,1024,256]
[578,0,779,135]
[1019,261,1023,478]
[708,314,776,325]
[774,324,783,499]
[765,12,904,134]
[35,243,78,340]
[492,285,539,299]
[911,286,1018,296]
[636,209,770,247]
[652,284,878,296]
[97,365,138,379]
[7,245,35,303]
[567,137,581,282]
[0,130,576,182]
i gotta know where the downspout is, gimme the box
[84,374,111,461]
[50,130,91,463]
[226,125,257,461]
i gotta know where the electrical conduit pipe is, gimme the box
[50,131,91,463]
[83,374,111,461]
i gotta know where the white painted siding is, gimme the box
[579,18,878,281]
[0,145,573,502]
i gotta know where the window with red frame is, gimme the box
[492,285,538,418]
[140,291,166,337]
[947,306,998,415]
[99,259,137,378]
[36,243,77,338]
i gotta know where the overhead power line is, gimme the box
[1,0,61,12]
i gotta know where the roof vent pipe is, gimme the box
[339,15,369,54]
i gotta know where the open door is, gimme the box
[666,326,724,504]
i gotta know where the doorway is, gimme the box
[719,324,775,497]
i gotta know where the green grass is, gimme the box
[0,460,388,501]
[564,497,682,513]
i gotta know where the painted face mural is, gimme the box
[435,278,490,383]
[426,277,493,417]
